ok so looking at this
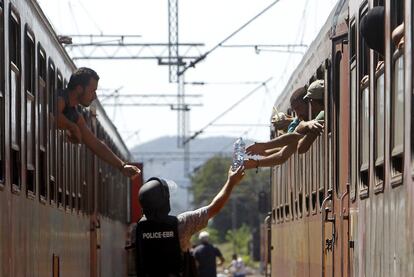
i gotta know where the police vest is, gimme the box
[136,216,183,277]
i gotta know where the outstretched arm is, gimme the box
[244,141,298,169]
[295,120,324,154]
[77,115,140,178]
[207,166,245,219]
[246,132,303,156]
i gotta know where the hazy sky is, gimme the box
[37,0,337,148]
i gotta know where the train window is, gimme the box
[374,67,385,190]
[390,51,404,185]
[359,6,370,196]
[350,67,358,200]
[318,136,324,209]
[70,144,76,211]
[57,130,63,207]
[359,86,369,194]
[0,1,5,186]
[65,141,70,210]
[48,61,56,204]
[56,71,64,207]
[389,0,405,186]
[76,145,81,212]
[38,45,47,201]
[278,166,283,221]
[391,0,404,33]
[292,156,299,219]
[10,8,21,191]
[349,16,358,200]
[24,27,36,196]
[311,145,317,213]
[350,19,356,61]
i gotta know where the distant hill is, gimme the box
[131,136,252,214]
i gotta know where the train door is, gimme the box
[331,31,351,277]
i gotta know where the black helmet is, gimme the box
[139,177,171,221]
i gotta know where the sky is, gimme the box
[37,0,338,149]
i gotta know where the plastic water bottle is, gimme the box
[232,137,245,171]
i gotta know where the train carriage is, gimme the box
[267,0,413,276]
[0,0,137,276]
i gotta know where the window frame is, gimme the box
[9,6,22,193]
[373,66,385,191]
[0,0,5,188]
[48,60,56,205]
[38,44,47,202]
[358,5,370,198]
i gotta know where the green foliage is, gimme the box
[225,224,251,256]
[190,155,271,255]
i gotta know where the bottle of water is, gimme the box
[232,137,245,171]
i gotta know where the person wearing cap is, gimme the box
[57,67,140,178]
[243,86,323,169]
[295,79,325,154]
[193,231,224,277]
[135,166,245,277]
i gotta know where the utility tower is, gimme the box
[168,0,191,175]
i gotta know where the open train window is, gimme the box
[311,145,317,213]
[65,142,71,210]
[0,1,5,186]
[24,26,36,197]
[38,45,47,201]
[56,71,64,208]
[349,18,358,200]
[374,66,385,191]
[358,6,370,197]
[10,7,21,191]
[48,60,56,204]
[75,145,81,212]
[389,0,405,186]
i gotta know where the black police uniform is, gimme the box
[135,216,183,277]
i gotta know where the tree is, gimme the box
[190,156,271,243]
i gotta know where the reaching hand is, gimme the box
[246,142,267,156]
[243,159,258,170]
[121,164,141,179]
[228,165,245,185]
[296,120,324,135]
[308,120,324,134]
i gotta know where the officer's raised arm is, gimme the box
[206,166,245,219]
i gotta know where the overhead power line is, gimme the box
[183,77,273,145]
[178,0,282,76]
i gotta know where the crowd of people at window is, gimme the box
[244,78,325,170]
[244,2,405,172]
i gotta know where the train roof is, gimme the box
[272,0,348,115]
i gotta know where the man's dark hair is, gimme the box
[289,87,307,106]
[67,67,100,90]
[360,6,385,57]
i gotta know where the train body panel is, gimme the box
[267,0,413,276]
[0,0,136,276]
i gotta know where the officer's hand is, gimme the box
[228,165,245,186]
[121,164,141,179]
[246,142,266,156]
[67,124,82,144]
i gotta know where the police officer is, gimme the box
[135,166,245,277]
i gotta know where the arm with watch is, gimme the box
[77,114,140,178]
